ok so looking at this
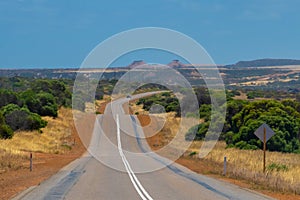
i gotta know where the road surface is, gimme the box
[14,93,275,200]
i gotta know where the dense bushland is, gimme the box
[137,88,300,153]
[0,78,72,139]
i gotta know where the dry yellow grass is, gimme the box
[131,101,300,195]
[188,141,300,194]
[0,107,75,171]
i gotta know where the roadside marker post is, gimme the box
[223,156,227,176]
[254,123,275,173]
[30,152,33,172]
[263,127,266,173]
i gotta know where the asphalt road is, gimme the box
[14,93,275,200]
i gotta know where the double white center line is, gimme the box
[116,114,153,200]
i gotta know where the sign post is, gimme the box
[254,123,275,173]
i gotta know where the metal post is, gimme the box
[30,153,32,172]
[223,156,227,176]
[263,127,266,173]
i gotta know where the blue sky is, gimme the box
[0,0,300,68]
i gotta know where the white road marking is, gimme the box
[116,114,153,200]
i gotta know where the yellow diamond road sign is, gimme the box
[254,123,275,142]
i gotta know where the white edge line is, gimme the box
[116,114,153,200]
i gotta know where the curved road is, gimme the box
[14,93,275,200]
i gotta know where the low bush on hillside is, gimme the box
[0,78,72,139]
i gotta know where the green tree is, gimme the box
[36,92,58,117]
[31,79,72,107]
[227,100,300,153]
[21,90,58,117]
[0,89,20,107]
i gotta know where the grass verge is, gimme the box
[0,107,76,172]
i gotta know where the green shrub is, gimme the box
[1,104,21,116]
[3,106,47,131]
[235,141,258,150]
[0,89,20,107]
[41,105,58,117]
[27,112,47,130]
[0,124,13,139]
[185,123,209,141]
[199,104,211,122]
[189,151,197,157]
[267,163,288,172]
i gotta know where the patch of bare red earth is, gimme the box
[137,114,300,200]
[0,108,100,200]
[0,131,86,199]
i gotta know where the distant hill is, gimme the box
[127,60,146,68]
[167,60,185,68]
[226,58,300,68]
